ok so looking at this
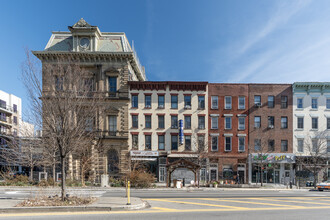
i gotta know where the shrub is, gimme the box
[126,170,155,188]
[109,177,125,187]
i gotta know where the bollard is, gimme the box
[127,181,131,205]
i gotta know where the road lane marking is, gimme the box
[151,207,178,211]
[147,198,248,210]
[247,197,330,206]
[201,198,303,208]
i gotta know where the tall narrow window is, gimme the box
[254,139,261,151]
[254,95,261,106]
[55,76,63,91]
[238,137,245,152]
[158,95,165,108]
[297,117,304,129]
[312,139,318,152]
[281,96,288,108]
[211,96,218,109]
[268,116,274,128]
[268,96,275,108]
[268,139,275,151]
[327,98,330,109]
[145,95,151,108]
[198,135,205,151]
[238,117,245,130]
[13,116,17,125]
[109,116,117,135]
[145,135,151,150]
[158,135,165,150]
[131,95,138,108]
[171,135,178,150]
[298,139,304,152]
[109,77,117,93]
[281,117,288,129]
[145,115,152,129]
[158,115,165,129]
[225,137,232,151]
[184,95,191,109]
[132,134,139,150]
[198,96,205,109]
[212,136,218,151]
[0,100,6,109]
[312,117,318,129]
[254,116,261,128]
[327,118,330,130]
[13,104,17,113]
[225,96,232,109]
[171,95,178,109]
[297,98,303,108]
[211,117,218,129]
[85,117,94,132]
[281,140,288,152]
[171,115,178,129]
[327,140,330,153]
[185,135,191,151]
[238,96,245,109]
[312,98,318,109]
[184,116,191,129]
[198,116,205,129]
[225,117,231,129]
[132,115,138,128]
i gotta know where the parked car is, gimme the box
[317,180,330,191]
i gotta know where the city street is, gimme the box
[0,189,330,219]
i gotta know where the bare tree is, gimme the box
[22,50,104,200]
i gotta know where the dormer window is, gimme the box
[80,38,90,50]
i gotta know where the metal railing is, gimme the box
[0,105,14,113]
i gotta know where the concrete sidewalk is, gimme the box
[0,197,149,213]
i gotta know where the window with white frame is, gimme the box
[297,98,303,109]
[238,96,245,109]
[254,95,261,105]
[311,98,318,109]
[211,136,218,151]
[225,96,232,109]
[109,116,117,132]
[238,137,245,152]
[298,139,304,153]
[225,117,231,129]
[297,117,304,129]
[238,117,245,130]
[211,117,218,129]
[211,96,218,109]
[225,136,232,151]
[254,116,261,128]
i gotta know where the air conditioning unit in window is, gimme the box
[145,105,151,108]
[255,103,262,107]
[185,105,191,109]
[268,125,274,129]
[159,105,164,108]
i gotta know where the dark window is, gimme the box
[198,96,205,109]
[13,104,17,113]
[297,98,303,108]
[158,115,165,129]
[145,95,151,108]
[254,95,261,105]
[0,113,6,122]
[281,96,288,108]
[312,117,318,129]
[132,115,138,128]
[0,100,6,109]
[268,96,275,108]
[268,116,274,128]
[109,116,117,133]
[13,116,17,125]
[211,136,218,151]
[184,95,191,109]
[132,135,139,150]
[185,135,191,151]
[145,115,152,128]
[145,135,151,150]
[171,135,178,150]
[327,118,330,130]
[158,135,165,150]
[281,117,288,129]
[268,140,275,151]
[171,115,178,129]
[198,116,205,129]
[254,116,261,128]
[132,95,138,108]
[254,139,261,151]
[281,140,288,152]
[238,137,245,151]
[158,95,165,108]
[184,116,191,129]
[312,98,318,109]
[327,98,330,109]
[198,135,205,151]
[55,76,63,91]
[225,137,232,151]
[109,77,117,93]
[171,95,178,109]
[297,117,304,129]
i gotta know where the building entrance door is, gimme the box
[274,170,280,184]
[210,169,218,181]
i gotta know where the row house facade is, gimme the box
[293,82,330,183]
[128,81,208,183]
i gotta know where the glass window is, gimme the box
[254,95,261,105]
[0,113,6,122]
[145,115,152,128]
[312,139,318,152]
[13,104,17,113]
[268,139,275,151]
[171,95,178,109]
[109,116,117,132]
[238,117,245,130]
[298,139,304,152]
[185,135,191,151]
[281,140,288,152]
[184,116,191,129]
[238,96,245,109]
[312,117,318,129]
[171,115,178,129]
[198,116,205,129]
[281,117,288,129]
[211,96,218,109]
[268,96,275,108]
[297,117,304,129]
[145,135,151,150]
[85,117,94,131]
[132,95,138,108]
[158,135,165,150]
[281,96,288,108]
[212,136,218,151]
[211,117,218,129]
[158,95,165,108]
[238,137,245,151]
[254,139,261,151]
[198,135,205,151]
[327,140,330,153]
[132,134,139,150]
[327,118,330,130]
[198,96,205,109]
[297,98,303,108]
[171,135,178,150]
[312,98,318,109]
[327,98,330,109]
[158,115,164,129]
[225,117,231,129]
[109,77,117,93]
[145,95,151,108]
[268,116,274,128]
[225,96,232,109]
[13,116,17,125]
[225,137,232,151]
[132,115,138,128]
[55,76,64,91]
[254,116,261,128]
[184,95,191,109]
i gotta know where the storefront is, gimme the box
[249,153,295,185]
[130,150,159,180]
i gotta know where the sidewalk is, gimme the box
[0,197,149,213]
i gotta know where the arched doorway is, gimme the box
[107,149,119,177]
[166,159,200,187]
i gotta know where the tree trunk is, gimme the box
[53,162,56,185]
[60,156,66,201]
[29,166,33,182]
[81,163,85,187]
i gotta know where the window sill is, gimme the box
[184,128,192,130]
[211,149,218,152]
[211,108,218,110]
[157,128,165,130]
[171,108,178,110]
[310,109,318,111]
[198,108,205,110]
[211,128,218,130]
[238,108,245,110]
[310,129,318,131]
[184,108,192,110]
[224,150,232,152]
[238,150,245,153]
[224,128,232,130]
[131,107,138,109]
[144,107,152,109]
[198,128,206,130]
[295,108,303,111]
[325,109,330,111]
[238,128,245,131]
[281,127,288,129]
[157,107,165,109]
[295,129,304,131]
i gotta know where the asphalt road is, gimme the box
[1,189,330,219]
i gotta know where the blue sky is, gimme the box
[1,0,330,115]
